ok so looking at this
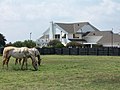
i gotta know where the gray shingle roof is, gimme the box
[86,31,120,44]
[55,22,99,33]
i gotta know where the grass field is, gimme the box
[0,55,120,90]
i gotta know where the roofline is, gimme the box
[55,22,89,25]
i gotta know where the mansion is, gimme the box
[36,22,120,48]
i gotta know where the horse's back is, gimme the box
[3,46,29,58]
[3,46,15,52]
[29,48,40,56]
[3,46,16,57]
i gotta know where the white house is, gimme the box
[36,22,120,48]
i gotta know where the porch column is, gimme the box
[90,44,93,48]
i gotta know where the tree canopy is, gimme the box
[47,40,64,48]
[66,41,82,48]
[12,40,36,48]
[0,33,6,47]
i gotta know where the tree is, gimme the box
[47,40,64,48]
[66,41,82,48]
[13,41,23,47]
[55,43,65,48]
[0,33,6,47]
[12,40,36,48]
[6,42,13,46]
[23,40,36,48]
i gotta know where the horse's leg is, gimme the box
[21,58,25,70]
[19,59,22,65]
[25,58,28,70]
[15,58,18,65]
[3,57,7,68]
[6,56,11,69]
[30,56,38,71]
[3,52,8,68]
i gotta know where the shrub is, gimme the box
[66,41,82,48]
[48,40,64,48]
[55,43,65,48]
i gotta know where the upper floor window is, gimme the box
[73,34,79,38]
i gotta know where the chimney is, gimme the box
[49,21,54,40]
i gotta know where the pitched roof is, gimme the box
[86,31,120,44]
[55,22,99,33]
[40,35,49,39]
[113,33,120,43]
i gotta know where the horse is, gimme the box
[15,47,41,66]
[2,46,38,70]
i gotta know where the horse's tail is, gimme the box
[2,46,14,59]
[2,47,11,67]
[2,48,9,59]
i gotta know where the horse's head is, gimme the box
[32,59,38,71]
[29,48,41,66]
[29,51,38,70]
[37,55,41,66]
[35,48,41,66]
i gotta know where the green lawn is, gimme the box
[0,55,120,90]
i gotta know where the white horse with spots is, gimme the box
[15,47,41,66]
[2,46,38,70]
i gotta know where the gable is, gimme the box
[84,36,103,43]
[55,23,74,33]
[77,25,98,33]
[43,28,50,35]
[55,22,99,34]
[86,31,113,44]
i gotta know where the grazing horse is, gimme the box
[15,47,41,66]
[2,46,38,70]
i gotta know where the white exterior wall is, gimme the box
[68,34,73,39]
[36,38,49,48]
[54,24,69,46]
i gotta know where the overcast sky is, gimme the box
[0,0,120,43]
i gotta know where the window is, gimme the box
[73,34,79,38]
[62,34,66,38]
[55,34,60,39]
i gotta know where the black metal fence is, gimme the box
[37,47,120,56]
[0,47,120,56]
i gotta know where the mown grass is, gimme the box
[0,55,120,90]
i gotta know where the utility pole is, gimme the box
[111,28,113,47]
[30,32,32,40]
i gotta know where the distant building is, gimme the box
[36,22,120,48]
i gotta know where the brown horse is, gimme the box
[2,46,38,70]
